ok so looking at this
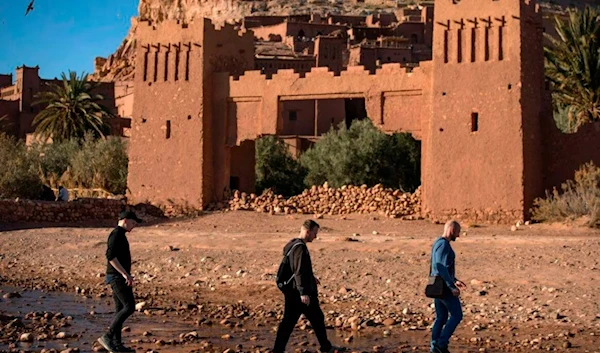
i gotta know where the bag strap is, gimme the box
[283,241,305,285]
[286,241,304,258]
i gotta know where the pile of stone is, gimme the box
[209,183,421,218]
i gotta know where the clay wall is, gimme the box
[0,74,12,88]
[395,22,426,44]
[329,15,366,26]
[0,100,20,135]
[230,140,256,193]
[542,121,600,192]
[15,66,40,113]
[243,15,287,29]
[286,22,348,39]
[254,57,315,77]
[0,86,17,100]
[280,100,316,136]
[315,36,345,74]
[128,20,211,208]
[115,81,135,118]
[226,63,431,143]
[424,0,542,223]
[251,23,288,40]
[211,63,431,201]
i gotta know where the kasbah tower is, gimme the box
[127,0,600,224]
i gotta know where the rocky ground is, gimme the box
[1,212,600,353]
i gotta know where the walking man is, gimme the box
[273,220,344,353]
[430,220,466,353]
[98,210,143,353]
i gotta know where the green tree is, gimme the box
[545,6,600,129]
[33,71,112,143]
[0,133,42,199]
[255,136,307,197]
[300,119,421,191]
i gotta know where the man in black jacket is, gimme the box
[97,210,142,353]
[273,220,344,353]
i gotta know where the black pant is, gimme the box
[107,277,135,343]
[273,292,332,353]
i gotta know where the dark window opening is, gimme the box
[174,47,180,81]
[471,112,479,132]
[185,47,190,81]
[230,176,240,190]
[289,111,298,121]
[344,98,367,128]
[166,120,171,139]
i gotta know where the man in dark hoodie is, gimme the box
[97,210,143,353]
[273,219,344,353]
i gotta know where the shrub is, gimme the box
[69,136,129,195]
[300,119,421,191]
[31,139,80,185]
[0,133,43,199]
[532,162,600,226]
[255,136,306,197]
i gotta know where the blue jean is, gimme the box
[431,294,463,350]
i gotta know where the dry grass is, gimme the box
[532,162,600,227]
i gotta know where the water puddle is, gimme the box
[0,285,504,353]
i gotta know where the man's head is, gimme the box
[300,219,320,242]
[442,220,461,241]
[118,210,143,232]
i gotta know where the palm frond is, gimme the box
[32,70,112,143]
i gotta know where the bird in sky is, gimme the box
[25,0,34,16]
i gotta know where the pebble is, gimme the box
[20,333,34,342]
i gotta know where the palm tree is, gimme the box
[544,6,600,129]
[33,71,112,143]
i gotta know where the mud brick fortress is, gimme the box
[125,0,600,223]
[2,0,600,223]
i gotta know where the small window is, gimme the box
[166,120,171,139]
[289,111,297,121]
[230,176,240,190]
[471,112,479,132]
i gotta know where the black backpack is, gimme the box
[275,240,304,292]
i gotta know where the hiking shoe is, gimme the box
[97,334,117,353]
[114,343,135,353]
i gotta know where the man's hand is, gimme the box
[455,280,466,289]
[123,273,134,287]
[315,277,321,286]
[301,295,310,306]
[451,288,460,296]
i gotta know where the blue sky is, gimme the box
[0,0,137,80]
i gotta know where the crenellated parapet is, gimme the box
[232,62,429,83]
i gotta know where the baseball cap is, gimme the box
[119,210,143,223]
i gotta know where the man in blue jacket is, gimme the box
[430,220,466,353]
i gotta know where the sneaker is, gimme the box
[114,343,135,353]
[97,334,117,353]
